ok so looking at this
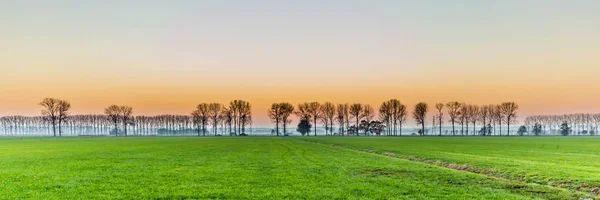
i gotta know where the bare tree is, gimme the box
[279,103,294,136]
[412,102,428,136]
[397,102,407,136]
[479,105,491,136]
[39,98,60,136]
[469,105,480,136]
[321,102,336,136]
[361,105,375,136]
[500,102,519,136]
[446,101,461,136]
[307,102,322,136]
[229,100,252,135]
[239,103,252,135]
[105,105,121,136]
[336,104,349,136]
[435,103,444,136]
[119,106,133,136]
[458,103,468,136]
[492,104,504,136]
[379,101,391,136]
[57,100,71,136]
[349,103,363,136]
[209,103,223,136]
[268,103,283,136]
[295,103,312,136]
[192,103,210,136]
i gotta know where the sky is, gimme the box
[1,0,599,127]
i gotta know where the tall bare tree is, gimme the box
[435,103,444,136]
[268,103,283,136]
[361,105,375,136]
[321,102,336,136]
[379,101,392,136]
[229,100,252,135]
[492,104,504,136]
[119,106,133,136]
[192,103,210,136]
[469,105,480,136]
[279,102,294,136]
[446,101,461,136]
[479,105,491,136]
[336,104,349,136]
[412,102,428,136]
[39,98,60,136]
[458,103,468,135]
[307,102,322,136]
[500,102,519,136]
[396,102,407,136]
[295,103,312,136]
[349,103,363,136]
[105,105,121,136]
[57,100,71,136]
[209,103,223,136]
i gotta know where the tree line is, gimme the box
[523,114,600,136]
[268,100,520,136]
[0,98,253,136]
[2,98,583,137]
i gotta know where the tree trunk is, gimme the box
[58,121,62,137]
[356,117,359,136]
[276,119,280,136]
[452,121,455,136]
[314,117,317,136]
[52,120,57,137]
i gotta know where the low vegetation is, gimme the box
[303,136,600,197]
[0,137,595,199]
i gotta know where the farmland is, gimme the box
[0,137,596,199]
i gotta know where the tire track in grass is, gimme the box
[300,138,600,199]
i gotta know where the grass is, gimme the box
[0,137,594,199]
[303,136,600,196]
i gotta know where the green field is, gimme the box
[0,137,597,199]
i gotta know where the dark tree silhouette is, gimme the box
[349,103,363,136]
[517,125,527,136]
[560,121,571,136]
[192,103,210,136]
[120,106,133,136]
[229,100,252,135]
[493,104,504,136]
[279,103,294,136]
[307,102,322,136]
[378,101,392,136]
[336,104,349,136]
[446,101,461,136]
[268,103,283,136]
[479,105,491,136]
[321,102,335,136]
[39,98,60,136]
[105,105,121,136]
[412,102,428,136]
[361,105,374,136]
[435,103,444,136]
[396,102,407,136]
[209,103,223,136]
[294,103,312,136]
[297,119,311,136]
[500,102,519,136]
[57,100,71,137]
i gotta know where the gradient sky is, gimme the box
[1,0,599,127]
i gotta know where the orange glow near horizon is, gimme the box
[2,1,600,127]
